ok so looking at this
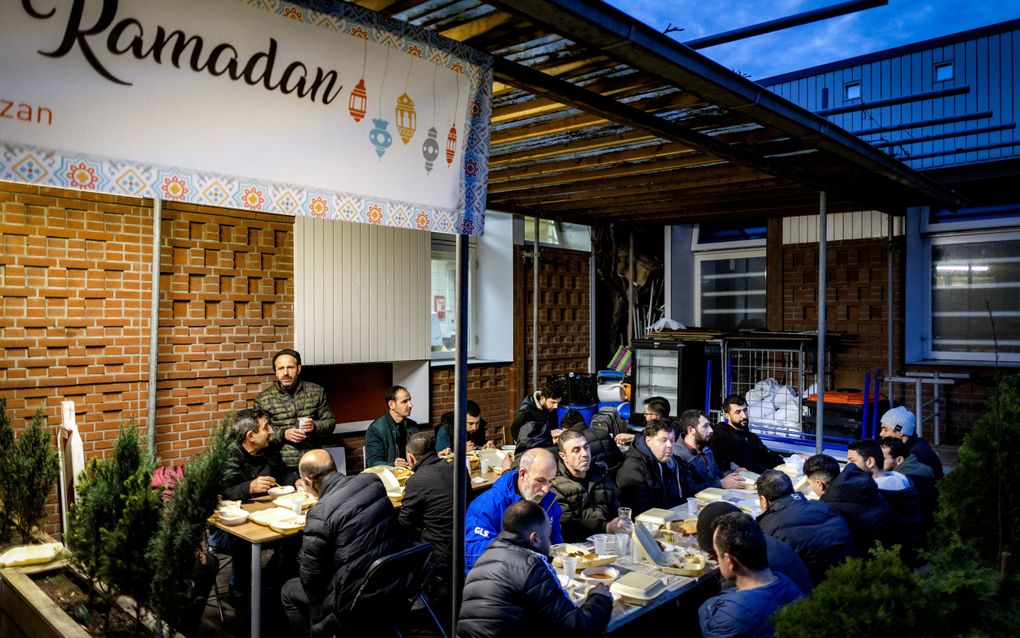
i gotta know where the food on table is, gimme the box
[267,485,295,496]
[272,492,318,510]
[217,508,249,525]
[249,507,301,526]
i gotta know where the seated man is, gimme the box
[510,379,564,443]
[803,454,898,556]
[281,450,405,636]
[756,469,855,585]
[464,448,562,571]
[215,409,297,600]
[399,432,455,566]
[616,420,694,515]
[881,436,938,533]
[712,394,785,474]
[848,439,923,558]
[458,500,612,637]
[435,400,492,454]
[254,348,337,469]
[365,385,420,468]
[676,409,747,493]
[878,406,944,480]
[642,395,671,423]
[561,408,624,472]
[698,511,804,638]
[697,502,812,595]
[550,429,627,542]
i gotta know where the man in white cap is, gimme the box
[878,406,943,480]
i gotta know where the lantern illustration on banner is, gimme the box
[445,124,457,165]
[396,93,417,144]
[422,126,440,173]
[370,119,393,158]
[349,78,367,122]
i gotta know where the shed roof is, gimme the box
[305,0,966,224]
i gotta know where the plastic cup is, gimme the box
[615,533,630,557]
[480,458,489,475]
[561,555,578,578]
[687,497,700,517]
[291,501,303,516]
[592,533,609,556]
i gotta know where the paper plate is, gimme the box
[267,485,295,496]
[217,509,249,526]
[272,492,317,510]
[580,566,620,584]
[249,507,299,526]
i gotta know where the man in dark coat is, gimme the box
[434,400,491,453]
[881,437,939,533]
[510,378,564,443]
[398,432,456,565]
[365,385,420,468]
[281,450,405,636]
[675,409,748,493]
[550,429,626,542]
[848,439,924,558]
[711,394,784,474]
[756,469,855,585]
[803,454,899,556]
[697,501,813,595]
[698,511,804,638]
[458,500,613,638]
[616,420,694,515]
[878,406,944,480]
[561,409,624,473]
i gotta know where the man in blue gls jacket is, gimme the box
[464,448,562,572]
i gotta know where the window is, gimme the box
[694,248,767,330]
[431,236,476,359]
[935,61,954,83]
[924,232,1020,362]
[521,216,592,252]
[844,82,861,101]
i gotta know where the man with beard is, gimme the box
[365,385,420,468]
[616,420,694,515]
[255,348,337,469]
[510,379,565,445]
[676,409,749,493]
[464,448,562,571]
[550,429,627,542]
[711,395,784,474]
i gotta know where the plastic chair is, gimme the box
[348,543,445,637]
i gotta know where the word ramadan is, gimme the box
[22,0,344,105]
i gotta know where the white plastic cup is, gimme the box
[291,501,303,516]
[687,497,700,517]
[593,533,609,556]
[615,533,630,557]
[561,555,578,578]
[480,458,489,475]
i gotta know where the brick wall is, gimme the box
[776,236,994,444]
[429,364,513,444]
[154,202,294,464]
[0,185,294,472]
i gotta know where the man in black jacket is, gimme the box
[458,500,612,637]
[711,395,784,474]
[616,420,694,515]
[215,409,297,602]
[399,432,455,564]
[510,378,565,443]
[281,450,405,636]
[550,429,626,541]
[848,439,923,560]
[561,409,624,472]
[803,454,899,556]
[756,469,855,585]
[878,406,944,480]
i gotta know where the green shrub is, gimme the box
[0,406,59,543]
[936,376,1020,569]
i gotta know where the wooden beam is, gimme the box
[492,130,658,164]
[439,11,515,41]
[491,74,659,123]
[489,142,697,181]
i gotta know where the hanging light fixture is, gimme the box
[445,124,457,165]
[349,78,367,122]
[395,92,417,144]
[422,126,439,174]
[370,118,393,158]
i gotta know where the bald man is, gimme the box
[464,447,563,572]
[281,450,405,635]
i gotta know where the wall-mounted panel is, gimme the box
[295,218,429,364]
[783,211,903,244]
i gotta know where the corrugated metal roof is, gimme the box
[296,0,966,224]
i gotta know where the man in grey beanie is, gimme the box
[878,406,943,480]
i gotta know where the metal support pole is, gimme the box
[451,234,469,633]
[816,192,827,454]
[532,217,539,391]
[887,212,895,404]
[933,372,942,446]
[627,230,635,348]
[914,378,923,438]
[146,199,162,453]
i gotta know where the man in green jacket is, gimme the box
[364,385,420,468]
[254,348,336,468]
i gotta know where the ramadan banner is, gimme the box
[0,0,492,235]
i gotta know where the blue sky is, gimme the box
[604,1,1020,80]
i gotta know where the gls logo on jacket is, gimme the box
[472,526,491,538]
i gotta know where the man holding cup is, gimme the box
[255,348,337,469]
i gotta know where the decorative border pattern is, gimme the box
[0,0,492,236]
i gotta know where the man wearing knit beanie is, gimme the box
[696,501,812,594]
[878,406,943,480]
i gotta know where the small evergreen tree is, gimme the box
[147,423,234,634]
[0,408,60,543]
[936,376,1020,570]
[0,397,16,541]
